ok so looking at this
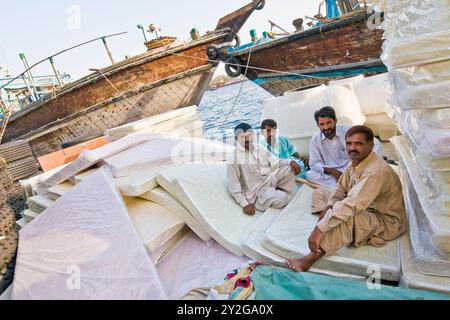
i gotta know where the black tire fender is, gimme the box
[253,0,265,10]
[206,45,219,60]
[224,57,243,77]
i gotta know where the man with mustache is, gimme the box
[286,125,407,272]
[306,106,382,214]
[307,106,382,188]
[227,123,301,216]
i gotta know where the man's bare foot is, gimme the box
[285,252,323,272]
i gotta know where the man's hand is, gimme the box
[308,226,323,255]
[293,152,309,168]
[290,161,301,176]
[243,204,256,216]
[318,205,332,222]
[324,167,342,181]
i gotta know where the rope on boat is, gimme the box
[94,69,151,117]
[167,51,337,81]
[220,47,253,127]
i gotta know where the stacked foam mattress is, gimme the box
[329,73,398,141]
[380,0,450,293]
[262,84,366,155]
[105,105,203,142]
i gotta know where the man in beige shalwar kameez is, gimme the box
[227,123,301,216]
[287,125,407,272]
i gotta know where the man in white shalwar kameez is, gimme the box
[306,106,383,213]
[227,123,301,216]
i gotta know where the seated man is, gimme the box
[227,123,301,216]
[286,125,407,272]
[259,119,308,179]
[306,106,382,190]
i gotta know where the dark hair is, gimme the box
[314,106,337,123]
[234,123,253,136]
[345,125,374,143]
[261,119,277,130]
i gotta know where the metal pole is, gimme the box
[1,32,127,92]
[21,75,35,102]
[49,57,63,87]
[19,53,39,100]
[0,92,8,111]
[137,25,148,42]
[102,37,115,65]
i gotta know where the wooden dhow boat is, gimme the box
[1,1,265,157]
[222,4,386,96]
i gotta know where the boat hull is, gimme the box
[16,65,214,157]
[3,35,224,157]
[231,11,386,96]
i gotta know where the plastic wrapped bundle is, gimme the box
[396,108,450,164]
[389,60,450,110]
[381,29,450,69]
[383,0,450,40]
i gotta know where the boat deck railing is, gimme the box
[0,32,128,117]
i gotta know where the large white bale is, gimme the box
[262,85,365,153]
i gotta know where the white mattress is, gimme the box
[114,166,169,196]
[19,163,71,199]
[46,181,75,200]
[105,106,197,141]
[124,197,185,254]
[23,209,39,223]
[39,133,158,191]
[400,234,450,294]
[27,195,54,214]
[16,218,28,229]
[156,233,248,300]
[263,186,402,281]
[12,168,167,300]
[242,207,366,280]
[73,168,99,184]
[150,227,191,265]
[103,137,232,178]
[140,187,211,241]
[262,84,365,141]
[157,164,264,256]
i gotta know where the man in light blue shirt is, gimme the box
[260,119,308,179]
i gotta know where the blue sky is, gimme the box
[0,1,320,79]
